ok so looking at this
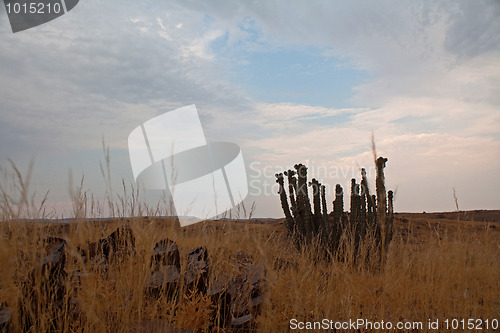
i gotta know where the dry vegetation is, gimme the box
[0,161,499,332]
[0,213,499,332]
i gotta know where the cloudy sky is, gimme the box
[0,0,499,218]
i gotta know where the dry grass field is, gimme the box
[0,209,499,332]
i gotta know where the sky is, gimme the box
[0,0,499,218]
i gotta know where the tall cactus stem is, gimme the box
[376,157,388,263]
[275,173,294,237]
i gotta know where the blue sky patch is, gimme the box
[207,16,369,108]
[212,42,368,108]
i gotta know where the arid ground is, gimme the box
[0,210,499,332]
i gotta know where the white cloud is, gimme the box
[179,29,225,60]
[0,0,498,216]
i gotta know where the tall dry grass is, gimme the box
[0,161,498,332]
[1,217,499,332]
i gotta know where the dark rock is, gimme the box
[244,263,266,314]
[146,239,182,300]
[184,247,209,294]
[86,238,109,261]
[231,314,254,331]
[150,238,180,270]
[230,262,266,318]
[146,265,180,299]
[207,282,231,328]
[249,294,266,310]
[230,250,254,273]
[20,237,68,331]
[106,223,135,257]
[0,306,12,333]
[80,223,135,264]
[43,237,67,256]
[187,246,208,263]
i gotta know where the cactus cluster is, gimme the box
[275,157,394,264]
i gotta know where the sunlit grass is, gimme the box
[0,161,499,332]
